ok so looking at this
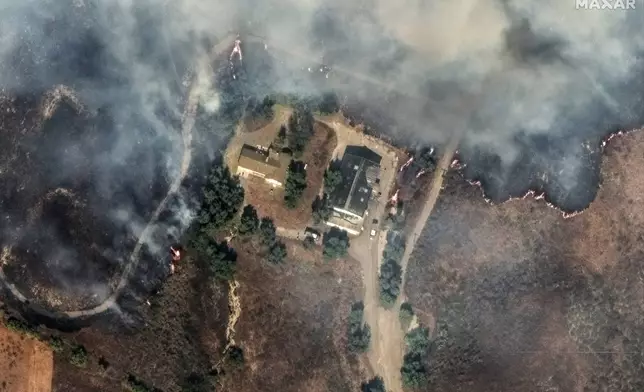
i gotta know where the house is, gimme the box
[236,144,291,187]
[325,146,381,234]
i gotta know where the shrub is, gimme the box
[48,336,65,353]
[347,302,371,353]
[322,228,350,260]
[238,204,259,235]
[70,344,88,368]
[303,236,315,249]
[246,95,275,121]
[4,317,37,338]
[399,302,414,329]
[181,373,210,392]
[267,241,287,264]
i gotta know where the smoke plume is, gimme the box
[0,0,642,308]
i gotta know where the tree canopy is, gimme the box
[312,194,333,224]
[348,302,371,353]
[379,232,405,307]
[246,95,275,121]
[259,217,277,246]
[361,377,386,392]
[284,160,308,209]
[287,104,315,157]
[196,164,244,235]
[267,241,287,264]
[238,204,260,235]
[401,327,431,388]
[323,163,343,195]
[322,227,350,260]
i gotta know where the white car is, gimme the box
[369,229,377,239]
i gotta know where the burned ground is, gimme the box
[406,130,644,392]
[51,254,227,392]
[222,239,365,392]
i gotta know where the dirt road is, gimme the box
[357,133,460,392]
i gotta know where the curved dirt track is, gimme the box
[0,35,235,318]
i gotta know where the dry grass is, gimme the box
[221,239,365,392]
[405,130,644,392]
[242,122,337,229]
[0,324,53,392]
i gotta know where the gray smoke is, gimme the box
[0,0,642,304]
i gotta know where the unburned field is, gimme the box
[222,239,365,392]
[0,324,53,392]
[406,130,644,392]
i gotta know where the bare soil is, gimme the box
[406,130,644,392]
[221,239,366,392]
[0,324,53,392]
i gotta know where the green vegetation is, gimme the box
[361,376,386,392]
[322,227,350,260]
[70,344,88,368]
[287,104,315,157]
[4,317,38,338]
[303,235,315,249]
[267,241,287,264]
[401,327,431,388]
[205,240,237,281]
[399,302,415,329]
[284,160,307,208]
[323,163,343,194]
[48,336,65,353]
[245,95,275,121]
[379,232,405,307]
[195,164,244,235]
[259,217,277,246]
[238,204,260,235]
[311,194,333,224]
[347,302,371,353]
[414,146,437,172]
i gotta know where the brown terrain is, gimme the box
[220,239,366,392]
[0,324,53,392]
[405,130,644,392]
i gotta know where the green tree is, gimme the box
[323,164,343,194]
[348,302,371,353]
[303,235,315,249]
[193,236,237,281]
[259,217,277,246]
[70,344,88,368]
[401,327,430,388]
[126,375,154,392]
[267,241,288,264]
[379,259,402,307]
[238,204,260,235]
[311,194,333,224]
[196,164,244,235]
[361,377,386,392]
[399,302,414,329]
[246,95,275,121]
[322,228,350,260]
[49,336,65,353]
[284,161,307,208]
[287,104,315,157]
[181,373,211,392]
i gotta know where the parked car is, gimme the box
[369,229,377,240]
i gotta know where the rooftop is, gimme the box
[330,146,381,218]
[237,144,290,185]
